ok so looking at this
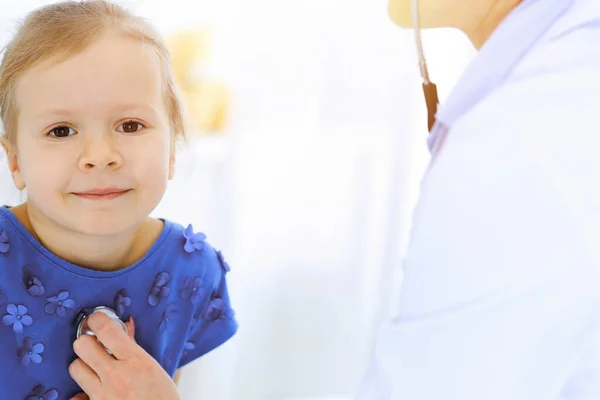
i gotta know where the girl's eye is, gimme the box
[117,121,145,134]
[49,126,76,138]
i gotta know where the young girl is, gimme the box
[0,1,237,399]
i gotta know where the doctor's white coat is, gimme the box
[358,0,600,398]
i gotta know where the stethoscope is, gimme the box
[412,0,440,132]
[76,306,128,355]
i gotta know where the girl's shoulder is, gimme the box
[146,221,237,368]
[156,220,232,293]
[0,206,22,257]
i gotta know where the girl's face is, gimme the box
[6,30,175,236]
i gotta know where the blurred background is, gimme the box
[0,0,475,399]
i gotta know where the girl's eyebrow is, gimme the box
[110,102,162,116]
[33,108,75,121]
[32,103,160,122]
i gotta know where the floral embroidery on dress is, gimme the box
[0,229,9,254]
[183,340,195,355]
[203,297,231,322]
[18,337,44,366]
[159,303,178,331]
[148,272,171,307]
[26,276,45,297]
[44,291,75,317]
[183,225,206,254]
[114,289,132,317]
[2,304,33,333]
[181,276,203,304]
[25,385,58,400]
[216,250,230,273]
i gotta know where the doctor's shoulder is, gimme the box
[458,35,600,158]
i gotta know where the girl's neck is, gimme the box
[10,203,163,271]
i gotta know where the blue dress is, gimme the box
[0,206,238,399]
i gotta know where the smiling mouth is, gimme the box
[72,189,132,200]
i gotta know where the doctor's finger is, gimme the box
[70,392,90,400]
[73,333,115,377]
[86,311,138,360]
[125,316,135,340]
[69,358,101,397]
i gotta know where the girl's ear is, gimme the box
[1,137,25,190]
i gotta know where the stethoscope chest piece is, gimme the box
[76,306,128,355]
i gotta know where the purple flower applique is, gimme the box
[114,289,132,317]
[159,303,178,331]
[181,277,203,304]
[204,297,230,322]
[26,275,45,297]
[25,385,58,400]
[45,291,75,317]
[18,337,44,366]
[148,272,171,307]
[2,304,33,333]
[216,250,230,273]
[183,224,206,254]
[0,229,9,254]
[183,340,195,355]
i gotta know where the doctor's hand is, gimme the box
[69,312,180,400]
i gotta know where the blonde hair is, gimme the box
[0,0,186,147]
